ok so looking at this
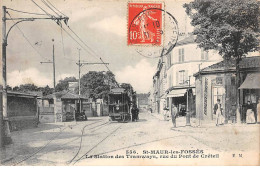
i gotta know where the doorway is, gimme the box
[212,86,225,120]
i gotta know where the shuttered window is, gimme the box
[179,48,184,62]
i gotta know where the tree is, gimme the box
[11,84,53,96]
[55,76,77,92]
[13,83,39,92]
[38,85,53,96]
[184,0,259,120]
[80,71,118,101]
[120,83,134,94]
[106,71,119,88]
[120,83,137,105]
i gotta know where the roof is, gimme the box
[110,88,126,94]
[194,56,260,76]
[176,35,195,47]
[26,91,43,97]
[43,90,87,100]
[0,90,38,98]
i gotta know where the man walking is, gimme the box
[171,104,178,128]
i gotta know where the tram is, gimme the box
[108,87,132,122]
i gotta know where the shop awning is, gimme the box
[167,89,186,97]
[239,73,260,89]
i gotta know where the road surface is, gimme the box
[1,110,259,166]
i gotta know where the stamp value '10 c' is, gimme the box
[128,3,163,46]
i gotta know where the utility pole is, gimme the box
[77,48,81,96]
[77,48,81,120]
[198,63,202,127]
[2,6,11,146]
[1,6,69,147]
[76,55,109,114]
[53,39,56,90]
[1,6,6,149]
[186,76,191,126]
[40,39,56,91]
[0,87,3,149]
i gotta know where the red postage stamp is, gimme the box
[128,2,163,46]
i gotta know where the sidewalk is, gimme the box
[150,112,197,126]
[0,116,108,165]
[150,112,260,130]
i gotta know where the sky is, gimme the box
[1,0,193,93]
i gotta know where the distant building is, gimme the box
[136,93,149,109]
[68,81,78,93]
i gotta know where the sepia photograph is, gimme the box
[0,0,259,166]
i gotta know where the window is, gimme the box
[177,70,185,84]
[179,70,185,84]
[176,70,189,85]
[201,49,209,60]
[178,48,184,62]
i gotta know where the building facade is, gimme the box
[165,35,222,116]
[152,53,168,114]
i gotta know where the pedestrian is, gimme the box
[131,104,138,122]
[214,99,223,126]
[149,107,153,113]
[83,109,88,121]
[163,106,170,121]
[136,106,139,121]
[171,104,178,128]
[257,99,260,123]
[246,101,256,124]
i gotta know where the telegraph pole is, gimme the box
[1,6,69,147]
[77,48,81,96]
[186,76,191,126]
[40,39,56,91]
[52,39,56,90]
[76,54,109,114]
[2,6,12,146]
[77,48,81,120]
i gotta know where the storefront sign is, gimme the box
[216,77,223,85]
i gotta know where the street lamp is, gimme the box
[185,76,191,126]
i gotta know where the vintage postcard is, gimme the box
[0,0,259,166]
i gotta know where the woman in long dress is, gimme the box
[246,101,256,124]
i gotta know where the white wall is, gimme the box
[166,43,222,90]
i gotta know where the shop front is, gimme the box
[195,73,232,124]
[239,72,260,123]
[194,56,260,125]
[167,88,195,117]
